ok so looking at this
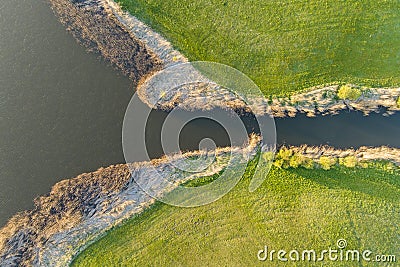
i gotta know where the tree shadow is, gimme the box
[289,166,400,202]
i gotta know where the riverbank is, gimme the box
[138,76,400,117]
[277,145,400,169]
[1,133,399,265]
[110,0,400,117]
[0,139,259,266]
[51,0,400,118]
[72,162,400,266]
[48,0,164,83]
[115,0,400,95]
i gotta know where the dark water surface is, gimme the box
[276,109,400,148]
[0,0,133,225]
[1,0,399,226]
[144,108,400,160]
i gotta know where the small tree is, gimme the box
[359,161,369,168]
[319,156,337,170]
[273,159,286,169]
[339,156,358,168]
[301,157,315,169]
[337,85,362,100]
[277,147,293,161]
[289,153,305,168]
[273,147,294,169]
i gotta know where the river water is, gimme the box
[0,0,399,226]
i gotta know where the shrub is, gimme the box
[359,161,369,169]
[273,149,317,170]
[396,97,400,108]
[273,159,285,169]
[301,157,315,169]
[276,147,293,161]
[273,147,294,169]
[289,153,305,168]
[339,156,358,168]
[319,156,337,170]
[337,85,362,100]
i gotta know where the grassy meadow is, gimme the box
[72,160,400,266]
[117,0,400,95]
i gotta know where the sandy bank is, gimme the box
[0,140,259,266]
[138,79,400,117]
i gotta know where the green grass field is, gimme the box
[117,0,400,95]
[71,2,400,265]
[72,161,400,266]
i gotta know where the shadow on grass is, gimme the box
[290,165,400,202]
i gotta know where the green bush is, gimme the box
[337,85,362,100]
[273,148,294,169]
[339,156,358,168]
[396,97,400,108]
[273,149,363,171]
[276,147,293,161]
[273,158,285,169]
[301,158,315,169]
[274,148,317,170]
[359,161,370,169]
[319,156,337,170]
[289,153,305,168]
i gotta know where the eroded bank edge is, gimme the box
[0,137,260,266]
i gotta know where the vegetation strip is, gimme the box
[274,145,400,170]
[138,76,400,117]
